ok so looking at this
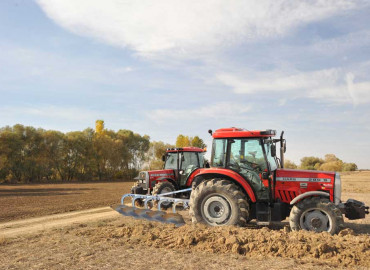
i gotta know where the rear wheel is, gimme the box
[189,179,249,226]
[152,181,176,210]
[289,197,344,234]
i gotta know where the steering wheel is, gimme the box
[241,160,262,172]
[228,158,241,171]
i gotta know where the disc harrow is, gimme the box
[112,188,192,226]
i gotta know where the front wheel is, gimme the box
[131,182,145,207]
[189,179,250,226]
[152,181,176,210]
[289,197,344,234]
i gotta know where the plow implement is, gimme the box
[112,188,192,226]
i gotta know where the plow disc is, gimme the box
[112,188,192,226]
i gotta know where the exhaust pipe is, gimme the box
[280,131,285,168]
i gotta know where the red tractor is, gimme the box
[130,147,206,208]
[115,128,368,234]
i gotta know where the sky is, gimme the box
[0,0,370,168]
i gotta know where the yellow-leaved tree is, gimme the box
[176,135,190,147]
[95,120,105,135]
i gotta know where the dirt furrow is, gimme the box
[0,207,119,237]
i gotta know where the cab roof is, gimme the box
[212,128,276,139]
[166,147,205,153]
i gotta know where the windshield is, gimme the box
[164,153,178,170]
[164,152,202,170]
[229,138,267,172]
[181,152,200,170]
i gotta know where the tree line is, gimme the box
[0,121,150,183]
[0,123,207,183]
[284,154,357,171]
[0,122,357,183]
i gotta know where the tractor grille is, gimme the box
[277,190,297,202]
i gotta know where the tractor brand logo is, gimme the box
[150,173,173,177]
[276,177,331,183]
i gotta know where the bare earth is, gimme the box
[0,172,369,269]
[0,181,133,222]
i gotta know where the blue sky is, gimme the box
[1,0,370,168]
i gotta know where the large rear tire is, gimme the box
[289,197,344,235]
[152,181,176,210]
[189,179,249,226]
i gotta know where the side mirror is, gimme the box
[181,155,185,162]
[284,142,287,153]
[162,155,166,162]
[271,145,276,157]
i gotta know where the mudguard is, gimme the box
[290,191,329,205]
[187,168,257,202]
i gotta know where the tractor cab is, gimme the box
[210,128,282,200]
[164,147,205,187]
[131,147,206,198]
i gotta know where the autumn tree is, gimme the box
[299,154,357,172]
[176,134,206,148]
[319,154,343,172]
[284,160,298,169]
[95,120,105,135]
[176,135,190,147]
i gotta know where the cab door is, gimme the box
[179,152,201,187]
[228,139,269,200]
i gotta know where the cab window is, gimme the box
[181,152,200,170]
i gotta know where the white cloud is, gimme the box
[311,30,370,56]
[148,102,252,123]
[216,68,370,105]
[36,0,364,57]
[0,106,95,122]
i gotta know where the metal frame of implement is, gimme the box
[113,188,192,226]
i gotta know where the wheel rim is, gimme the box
[299,208,332,232]
[201,195,231,225]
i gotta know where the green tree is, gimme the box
[300,156,324,170]
[342,163,357,171]
[191,136,206,148]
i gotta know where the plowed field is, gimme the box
[0,172,369,269]
[0,181,133,222]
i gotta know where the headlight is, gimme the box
[138,171,149,184]
[334,172,341,205]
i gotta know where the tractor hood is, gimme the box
[276,168,336,183]
[275,168,337,204]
